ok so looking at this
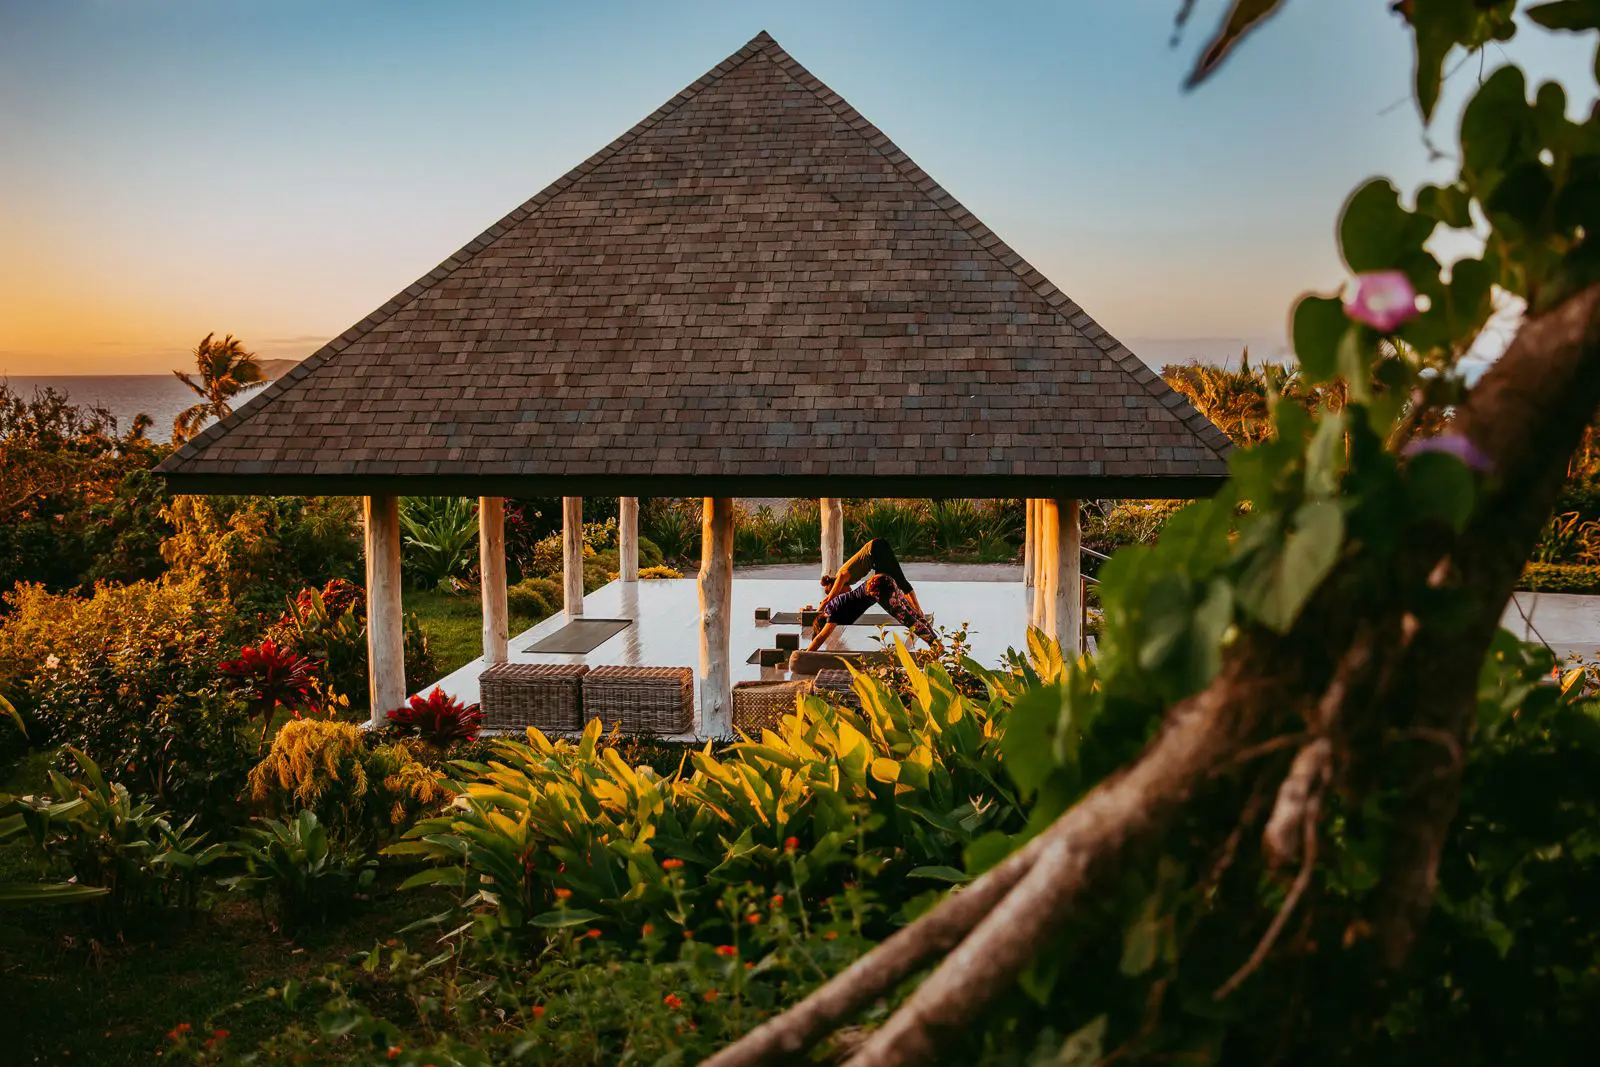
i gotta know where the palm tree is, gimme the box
[171,332,264,444]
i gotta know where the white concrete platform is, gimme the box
[1501,591,1600,662]
[429,575,1036,739]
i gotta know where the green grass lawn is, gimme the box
[407,588,546,679]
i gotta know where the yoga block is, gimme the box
[775,633,800,651]
[800,609,819,627]
[757,648,789,667]
[754,607,771,621]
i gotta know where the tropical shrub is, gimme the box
[0,577,257,815]
[160,494,360,610]
[176,895,877,1066]
[507,576,563,618]
[0,382,170,595]
[1531,510,1600,565]
[399,496,479,590]
[1080,498,1184,555]
[734,504,785,560]
[1518,562,1600,594]
[389,641,1030,936]
[4,749,225,934]
[217,638,319,740]
[637,565,684,580]
[223,810,376,928]
[247,719,452,847]
[927,498,985,553]
[847,499,930,555]
[385,687,482,747]
[640,499,699,561]
[264,579,436,712]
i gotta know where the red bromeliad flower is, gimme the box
[386,687,482,746]
[219,639,317,736]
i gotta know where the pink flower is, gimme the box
[1345,271,1420,333]
[1402,433,1493,473]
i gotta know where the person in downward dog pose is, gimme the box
[805,539,939,652]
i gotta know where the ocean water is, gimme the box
[1,375,270,444]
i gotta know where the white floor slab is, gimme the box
[428,576,1037,738]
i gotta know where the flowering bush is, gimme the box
[264,579,436,714]
[385,687,481,747]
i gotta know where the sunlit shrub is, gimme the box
[160,494,360,609]
[0,577,256,817]
[247,719,452,846]
[389,640,1035,935]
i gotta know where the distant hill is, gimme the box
[255,358,302,380]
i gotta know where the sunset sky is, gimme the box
[2,1,1594,376]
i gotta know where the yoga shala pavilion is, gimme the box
[158,32,1230,737]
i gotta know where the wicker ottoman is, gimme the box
[813,669,862,710]
[582,666,694,736]
[732,679,812,735]
[480,663,589,733]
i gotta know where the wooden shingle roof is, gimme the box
[159,31,1230,499]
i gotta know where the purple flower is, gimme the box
[1344,271,1420,333]
[1402,433,1492,474]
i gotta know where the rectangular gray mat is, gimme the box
[525,618,631,654]
[767,611,898,626]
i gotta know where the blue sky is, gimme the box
[1,0,1594,374]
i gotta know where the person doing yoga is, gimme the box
[805,539,939,652]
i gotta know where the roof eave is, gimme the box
[157,469,1230,501]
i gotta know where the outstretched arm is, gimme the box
[806,621,838,652]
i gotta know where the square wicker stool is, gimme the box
[480,662,589,733]
[732,679,812,735]
[813,669,862,710]
[582,666,694,736]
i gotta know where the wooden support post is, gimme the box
[362,496,406,726]
[619,497,640,582]
[1024,498,1037,589]
[563,496,584,617]
[699,497,734,736]
[820,497,844,578]
[479,496,508,665]
[1038,498,1082,653]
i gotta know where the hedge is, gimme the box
[1518,563,1600,595]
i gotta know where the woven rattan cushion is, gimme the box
[481,662,589,732]
[813,668,862,709]
[582,665,694,736]
[732,679,812,735]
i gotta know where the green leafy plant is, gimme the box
[388,640,1033,937]
[5,748,224,933]
[507,575,562,617]
[399,497,479,590]
[847,499,930,555]
[223,810,376,928]
[640,499,700,562]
